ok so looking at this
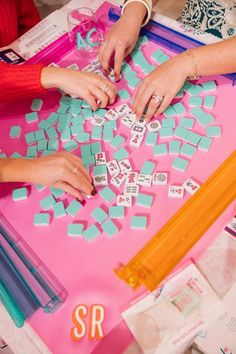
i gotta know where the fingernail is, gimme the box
[91,188,97,196]
[81,199,86,206]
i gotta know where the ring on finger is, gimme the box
[71,167,78,174]
[101,84,109,93]
[151,94,164,104]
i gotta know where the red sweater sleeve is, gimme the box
[0,62,47,102]
[17,0,41,36]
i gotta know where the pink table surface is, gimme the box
[0,4,236,353]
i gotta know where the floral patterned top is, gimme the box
[181,0,236,38]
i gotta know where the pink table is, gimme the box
[0,3,235,353]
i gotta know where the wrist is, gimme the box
[0,158,32,183]
[173,52,194,79]
[41,67,62,89]
[122,2,148,26]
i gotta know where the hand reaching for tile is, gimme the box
[0,152,95,200]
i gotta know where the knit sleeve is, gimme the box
[17,0,41,36]
[0,62,47,103]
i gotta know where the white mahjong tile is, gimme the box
[131,124,146,135]
[116,104,130,116]
[121,113,136,128]
[91,116,106,126]
[93,174,108,186]
[137,174,152,187]
[153,172,168,185]
[117,194,132,207]
[183,178,200,195]
[135,118,146,127]
[147,120,162,132]
[95,152,107,165]
[130,133,144,148]
[168,185,184,199]
[119,159,132,173]
[111,172,126,188]
[126,172,138,185]
[105,109,119,120]
[107,160,120,176]
[124,184,139,196]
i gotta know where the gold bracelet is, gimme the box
[185,50,200,80]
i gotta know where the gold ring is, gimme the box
[72,167,78,174]
[102,84,109,93]
[152,94,164,104]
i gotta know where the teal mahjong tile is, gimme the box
[94,108,107,118]
[175,89,184,99]
[118,89,130,101]
[10,152,22,158]
[71,124,84,137]
[83,107,93,119]
[198,136,213,151]
[103,129,113,142]
[136,193,153,208]
[172,157,189,172]
[76,132,90,143]
[151,49,165,61]
[46,112,59,126]
[40,195,56,210]
[38,119,50,130]
[169,140,181,154]
[101,219,119,237]
[25,112,38,123]
[125,70,138,80]
[180,143,197,157]
[31,98,43,111]
[163,105,176,118]
[172,102,186,115]
[81,99,90,108]
[185,131,202,146]
[37,139,47,151]
[48,139,59,151]
[63,140,78,152]
[61,128,71,142]
[34,129,46,141]
[204,95,216,109]
[191,107,214,126]
[46,127,58,139]
[104,120,117,130]
[161,118,175,128]
[83,224,100,242]
[91,207,108,224]
[26,145,38,158]
[69,106,82,116]
[189,96,203,107]
[57,105,69,114]
[182,81,195,93]
[93,164,107,176]
[110,135,124,149]
[70,98,83,107]
[128,78,141,89]
[157,53,170,64]
[81,144,91,156]
[113,147,129,161]
[174,127,189,140]
[60,96,71,105]
[25,132,36,145]
[99,186,116,203]
[53,201,66,218]
[50,187,64,198]
[206,125,221,137]
[146,132,157,146]
[35,184,45,192]
[91,126,102,140]
[131,216,147,230]
[82,154,95,166]
[159,127,173,138]
[185,84,204,96]
[9,126,21,138]
[66,223,83,237]
[91,142,102,154]
[34,213,50,226]
[153,143,168,156]
[109,206,124,219]
[201,80,217,91]
[66,200,82,217]
[140,161,155,175]
[130,49,145,61]
[12,187,28,201]
[41,150,53,156]
[71,115,84,126]
[179,117,194,129]
[67,223,83,237]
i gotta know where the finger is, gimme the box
[94,76,116,104]
[90,86,109,108]
[71,155,92,182]
[132,84,146,114]
[114,45,126,80]
[83,92,98,111]
[53,181,83,201]
[100,41,115,72]
[144,96,162,121]
[64,168,93,196]
[156,95,172,115]
[135,86,153,120]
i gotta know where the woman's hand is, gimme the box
[132,53,192,120]
[41,68,116,111]
[1,152,95,200]
[99,3,146,80]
